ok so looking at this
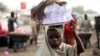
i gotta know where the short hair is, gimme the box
[11,11,15,17]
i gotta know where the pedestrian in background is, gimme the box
[80,14,93,48]
[8,11,17,48]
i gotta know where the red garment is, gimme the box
[64,22,75,45]
[64,22,74,39]
[64,14,77,45]
[64,19,85,54]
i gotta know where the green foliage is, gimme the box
[72,6,97,14]
[0,2,7,12]
[72,6,84,14]
[85,9,97,14]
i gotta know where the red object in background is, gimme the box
[0,21,8,37]
[21,2,26,9]
[14,27,25,33]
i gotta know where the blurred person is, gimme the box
[79,14,93,48]
[30,6,41,45]
[80,14,92,32]
[30,18,39,45]
[8,11,17,48]
[35,26,77,56]
[8,12,17,32]
[95,16,100,49]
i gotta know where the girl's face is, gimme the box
[47,29,62,49]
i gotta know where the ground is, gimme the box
[0,25,98,56]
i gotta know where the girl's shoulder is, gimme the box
[62,43,75,52]
[61,43,72,48]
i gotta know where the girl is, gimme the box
[35,26,76,56]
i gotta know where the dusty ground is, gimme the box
[0,25,98,56]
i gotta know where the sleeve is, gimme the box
[67,47,77,56]
[88,20,92,28]
[80,20,85,29]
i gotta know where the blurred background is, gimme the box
[0,0,100,56]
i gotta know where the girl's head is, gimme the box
[47,28,62,49]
